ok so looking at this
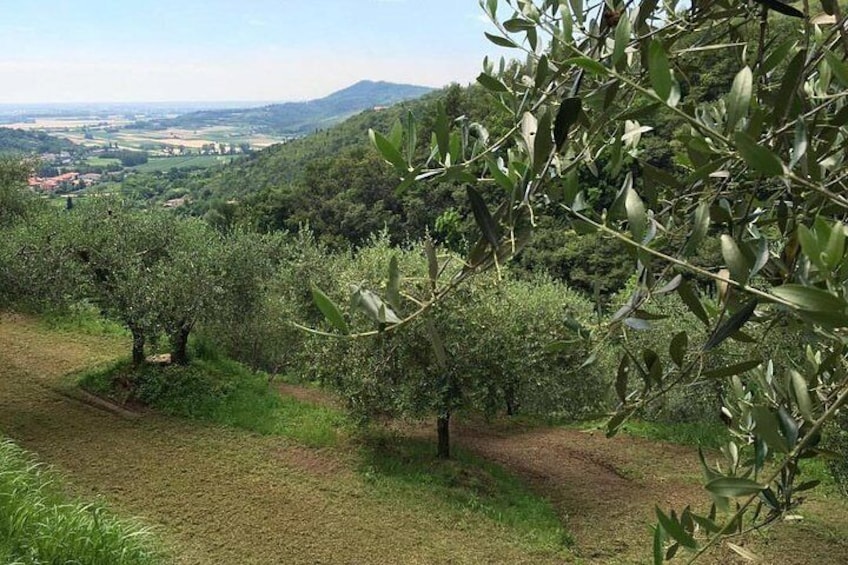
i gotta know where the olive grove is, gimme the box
[311,0,848,561]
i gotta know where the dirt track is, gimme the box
[453,424,701,562]
[0,315,565,564]
[2,313,847,564]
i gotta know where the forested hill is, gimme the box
[191,84,515,245]
[136,80,435,135]
[0,128,77,155]
[203,91,432,198]
[200,84,506,199]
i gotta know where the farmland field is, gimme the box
[84,156,122,167]
[128,155,239,173]
[63,125,286,153]
[6,114,290,155]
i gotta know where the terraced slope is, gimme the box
[1,312,847,564]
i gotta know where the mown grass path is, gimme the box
[450,422,848,564]
[0,314,566,564]
[2,312,847,564]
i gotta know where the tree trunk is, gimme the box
[505,382,517,416]
[437,412,451,459]
[131,328,145,366]
[170,325,191,365]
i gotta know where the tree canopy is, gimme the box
[311,0,848,560]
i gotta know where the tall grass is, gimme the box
[0,438,162,564]
[38,301,128,338]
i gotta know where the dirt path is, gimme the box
[3,313,847,564]
[302,387,848,564]
[0,314,565,564]
[396,416,848,565]
[453,423,703,563]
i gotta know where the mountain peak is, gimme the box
[321,80,434,103]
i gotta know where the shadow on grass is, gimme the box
[358,430,572,554]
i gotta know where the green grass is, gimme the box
[77,345,346,448]
[129,155,238,173]
[0,438,161,565]
[570,418,731,448]
[84,156,121,167]
[618,419,731,449]
[606,419,842,492]
[74,339,567,555]
[359,432,571,555]
[38,303,129,338]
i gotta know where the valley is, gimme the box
[2,2,848,564]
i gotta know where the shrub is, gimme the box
[78,341,346,448]
[200,230,335,373]
[826,410,848,496]
[605,275,811,426]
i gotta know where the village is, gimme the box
[27,170,103,192]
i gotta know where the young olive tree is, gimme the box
[308,237,599,459]
[313,0,848,561]
[150,217,226,365]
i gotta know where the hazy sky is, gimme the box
[0,0,499,104]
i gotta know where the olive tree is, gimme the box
[0,157,35,228]
[68,201,174,364]
[312,0,848,560]
[65,201,259,366]
[305,236,601,458]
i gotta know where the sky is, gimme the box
[0,0,499,104]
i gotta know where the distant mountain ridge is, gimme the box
[135,80,434,135]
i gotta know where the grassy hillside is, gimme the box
[1,312,846,563]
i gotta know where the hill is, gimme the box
[199,83,504,199]
[183,84,509,244]
[135,80,435,136]
[0,128,78,155]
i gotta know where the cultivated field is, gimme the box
[63,123,285,153]
[128,155,238,173]
[7,115,288,154]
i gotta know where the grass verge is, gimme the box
[38,302,129,338]
[359,431,571,555]
[0,438,161,565]
[77,351,346,448]
[619,419,730,449]
[599,419,842,492]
